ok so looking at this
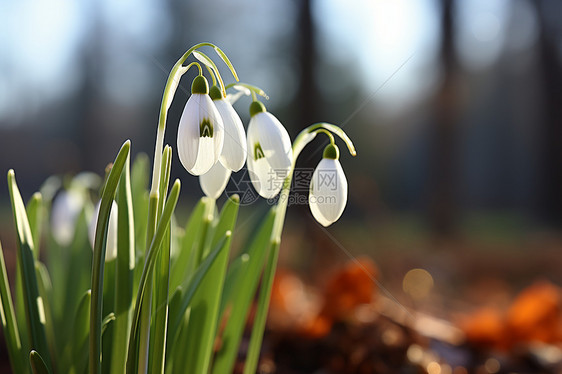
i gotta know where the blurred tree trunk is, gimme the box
[427,0,461,236]
[295,0,318,131]
[534,0,562,227]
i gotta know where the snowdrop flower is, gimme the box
[199,161,232,199]
[309,144,348,227]
[51,189,84,246]
[246,101,292,199]
[210,86,247,172]
[177,75,224,175]
[88,200,118,262]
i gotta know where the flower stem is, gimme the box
[244,123,355,372]
[150,42,238,196]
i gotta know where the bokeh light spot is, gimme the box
[403,268,434,300]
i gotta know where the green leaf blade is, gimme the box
[8,169,51,371]
[89,140,131,374]
[177,196,239,374]
[213,208,276,374]
[0,240,25,374]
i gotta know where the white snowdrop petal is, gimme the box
[309,199,333,227]
[190,137,217,175]
[178,94,225,176]
[200,162,232,199]
[51,190,84,246]
[309,159,348,227]
[251,112,292,171]
[215,99,247,172]
[177,95,202,171]
[89,200,119,262]
[247,156,283,199]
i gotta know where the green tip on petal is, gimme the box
[323,144,339,160]
[191,75,209,94]
[200,118,214,138]
[249,101,266,117]
[209,85,223,100]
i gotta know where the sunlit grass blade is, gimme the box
[89,140,131,374]
[14,264,30,370]
[8,169,52,371]
[70,290,90,374]
[126,179,181,374]
[149,226,171,374]
[35,262,57,372]
[30,350,51,374]
[26,192,43,260]
[0,240,25,374]
[110,151,135,374]
[166,233,231,372]
[169,198,206,291]
[131,153,150,258]
[150,146,173,374]
[243,240,280,374]
[213,208,276,374]
[136,193,157,374]
[102,313,115,334]
[101,259,115,373]
[179,195,239,374]
[51,210,91,356]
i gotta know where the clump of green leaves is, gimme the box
[0,43,355,374]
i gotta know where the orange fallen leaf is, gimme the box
[506,280,561,344]
[320,257,378,320]
[457,307,507,350]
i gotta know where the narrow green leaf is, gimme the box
[179,196,239,374]
[149,225,171,374]
[30,350,51,374]
[131,153,150,257]
[51,209,91,356]
[8,169,51,371]
[244,240,280,374]
[70,290,90,374]
[213,208,276,374]
[26,193,43,260]
[101,313,115,335]
[89,140,131,374]
[169,198,206,291]
[0,240,25,374]
[145,145,171,374]
[166,233,231,367]
[193,198,216,269]
[34,262,57,372]
[14,263,29,364]
[156,146,172,217]
[110,151,135,374]
[126,179,181,374]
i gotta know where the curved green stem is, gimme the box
[204,64,217,86]
[245,123,355,372]
[192,50,227,96]
[151,42,238,195]
[313,129,335,146]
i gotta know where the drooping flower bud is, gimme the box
[177,75,224,175]
[246,101,292,199]
[309,144,347,227]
